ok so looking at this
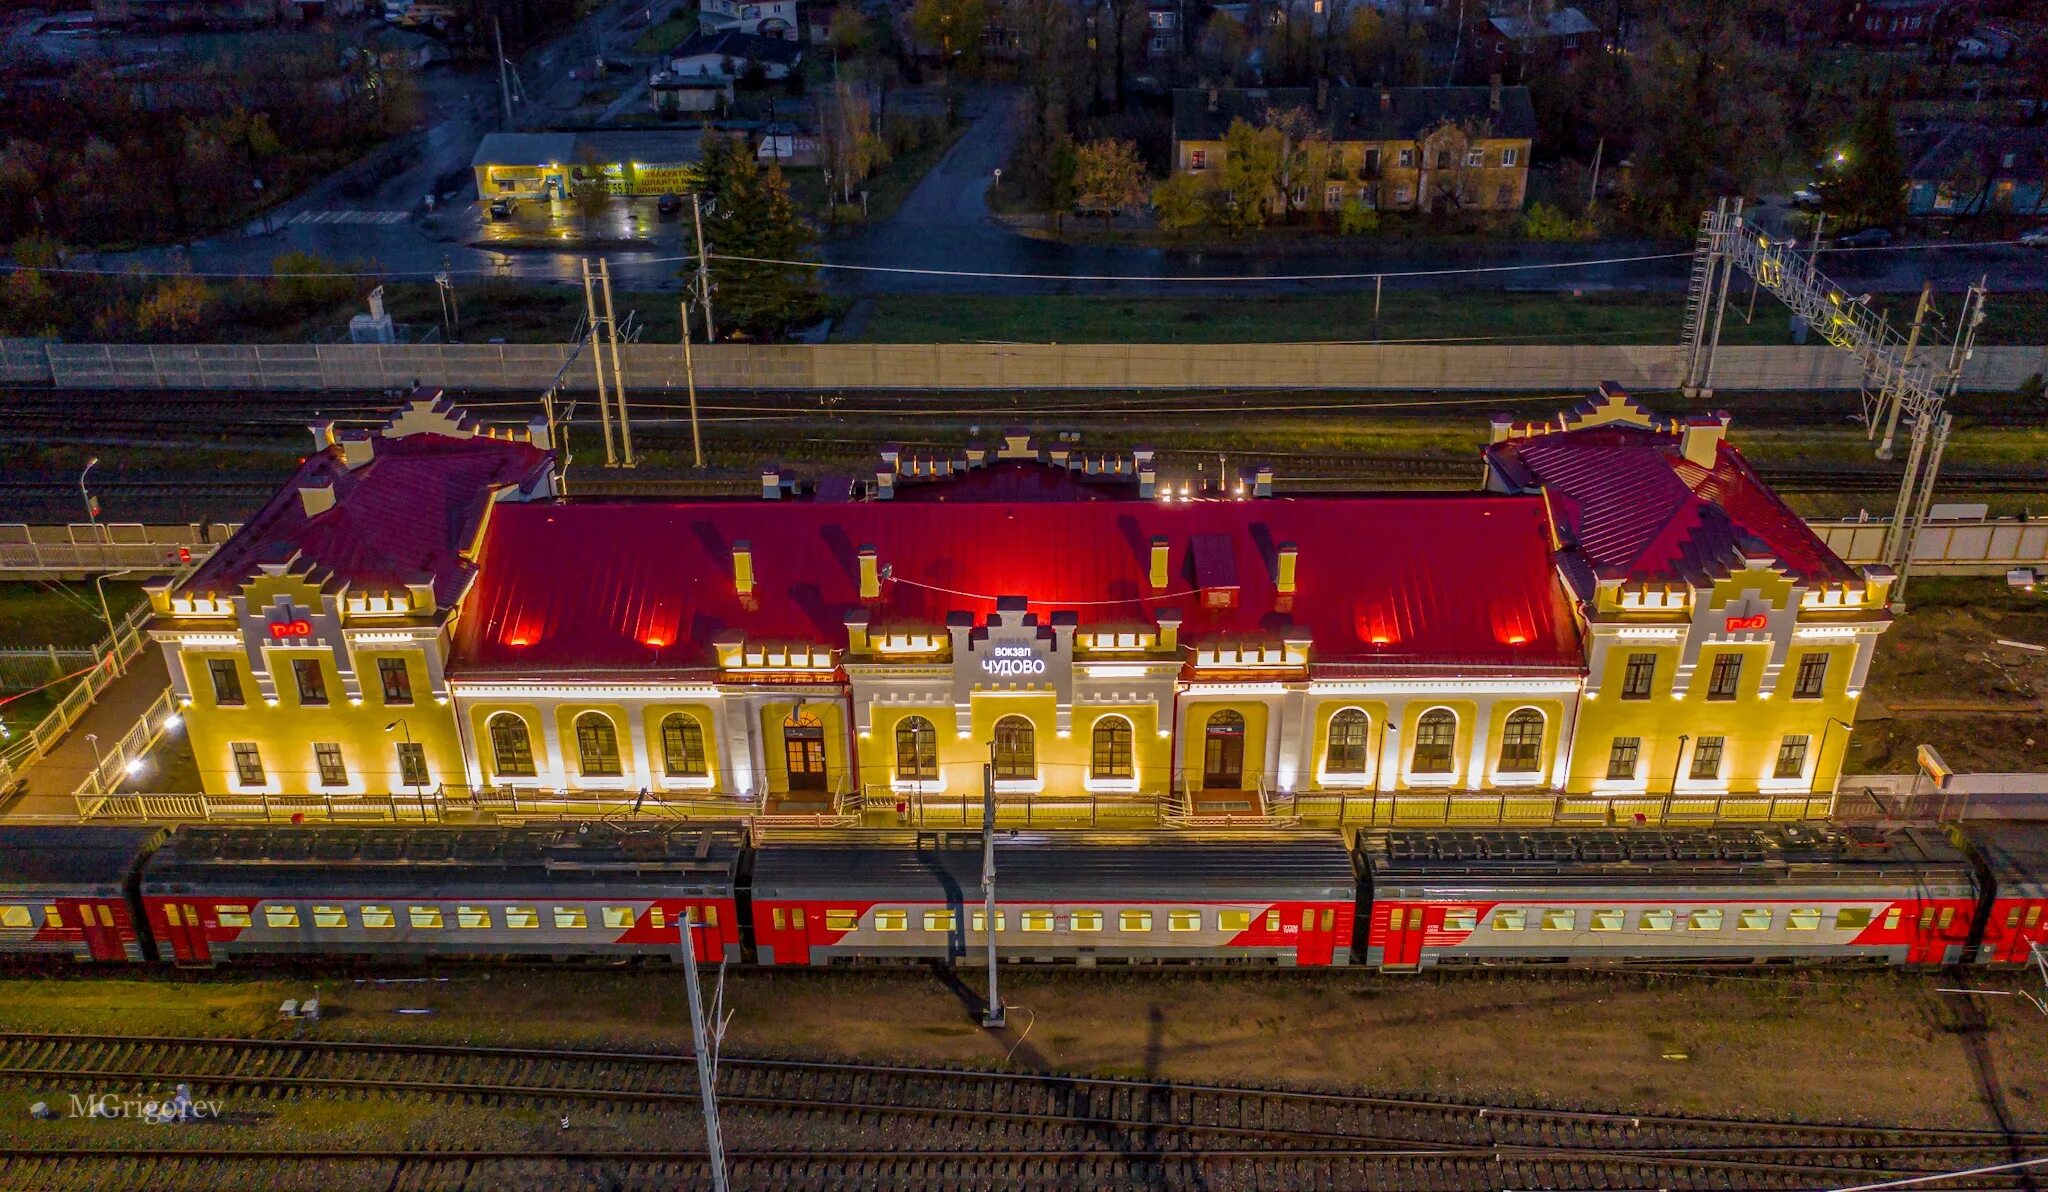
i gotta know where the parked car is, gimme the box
[2019,227,2048,248]
[487,199,515,220]
[657,192,682,217]
[1836,227,1893,248]
[1790,186,1823,208]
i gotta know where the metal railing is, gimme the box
[865,783,1164,829]
[1290,787,1836,827]
[1,600,156,791]
[0,523,231,577]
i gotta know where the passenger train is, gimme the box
[1,822,2044,972]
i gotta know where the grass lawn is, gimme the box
[0,582,146,649]
[630,9,696,53]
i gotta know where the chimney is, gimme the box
[337,434,375,469]
[1207,86,1219,113]
[299,481,336,518]
[1139,466,1158,499]
[1276,542,1298,594]
[1489,72,1502,112]
[858,545,881,599]
[733,540,755,597]
[1380,87,1391,112]
[1253,465,1274,497]
[1316,78,1329,112]
[1149,536,1171,590]
[1155,608,1182,653]
[760,467,782,499]
[526,415,552,452]
[874,469,895,500]
[310,420,337,452]
[1489,412,1516,443]
[1680,411,1732,469]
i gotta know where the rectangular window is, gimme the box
[293,658,328,706]
[361,905,396,929]
[1590,909,1624,932]
[1690,736,1725,781]
[1606,737,1641,780]
[923,910,956,932]
[1793,653,1828,699]
[1218,909,1253,932]
[265,906,300,928]
[1640,909,1674,932]
[314,743,347,787]
[1918,907,1936,931]
[1621,652,1656,699]
[506,906,539,929]
[1364,147,1381,173]
[1541,910,1576,932]
[1466,147,1485,167]
[1189,148,1207,170]
[208,658,244,706]
[1394,186,1412,204]
[825,909,858,932]
[1883,908,1901,930]
[215,907,251,929]
[650,907,669,929]
[458,905,491,929]
[1787,908,1821,931]
[1688,909,1724,931]
[1168,910,1202,932]
[875,909,907,932]
[2029,907,2043,928]
[1775,735,1810,779]
[1493,909,1526,931]
[313,906,346,929]
[43,906,60,928]
[1071,910,1103,932]
[410,906,444,929]
[1119,910,1153,932]
[1707,653,1743,700]
[1021,910,1054,933]
[378,658,413,705]
[1938,906,1956,929]
[1324,183,1343,209]
[1434,150,1451,169]
[396,742,429,788]
[1738,908,1773,931]
[603,906,635,930]
[1397,148,1414,168]
[1443,908,1477,932]
[1501,147,1519,167]
[231,742,265,786]
[970,910,1007,932]
[1265,909,1281,931]
[554,907,589,930]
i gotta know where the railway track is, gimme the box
[0,1032,2042,1189]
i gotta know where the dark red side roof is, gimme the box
[182,433,553,608]
[450,494,1581,676]
[1486,426,1855,587]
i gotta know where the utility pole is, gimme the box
[578,258,618,467]
[980,744,1004,1029]
[598,258,634,467]
[494,18,514,128]
[691,191,716,342]
[680,914,730,1192]
[1587,136,1603,208]
[681,299,704,468]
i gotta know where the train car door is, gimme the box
[74,900,128,962]
[1381,905,1426,970]
[155,900,211,965]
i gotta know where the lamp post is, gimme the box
[1661,734,1689,826]
[94,568,134,678]
[85,732,104,796]
[1813,717,1854,800]
[386,719,428,822]
[980,740,1004,1029]
[79,457,104,549]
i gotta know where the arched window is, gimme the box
[1325,708,1370,774]
[488,713,535,778]
[575,711,622,777]
[896,716,938,781]
[661,713,708,777]
[1203,709,1246,788]
[1091,715,1134,780]
[1497,709,1545,773]
[1411,709,1457,774]
[992,716,1035,780]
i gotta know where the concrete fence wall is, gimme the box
[1813,516,2048,575]
[16,340,2048,393]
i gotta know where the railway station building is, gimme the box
[145,386,1893,823]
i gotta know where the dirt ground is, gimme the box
[5,965,2048,1135]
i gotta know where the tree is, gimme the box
[696,135,822,336]
[911,0,987,64]
[814,81,889,205]
[1073,138,1147,218]
[568,145,614,226]
[1820,93,1907,229]
[1151,171,1212,234]
[1624,2,1788,233]
[1045,135,1079,229]
[1218,116,1281,229]
[825,1,874,59]
[133,274,215,336]
[1196,12,1250,83]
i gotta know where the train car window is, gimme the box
[410,907,444,929]
[265,906,300,928]
[361,906,396,929]
[1442,908,1476,931]
[1938,907,1956,929]
[1265,910,1281,931]
[788,908,804,929]
[555,908,589,930]
[1590,910,1623,932]
[1917,908,1936,931]
[99,906,114,927]
[971,911,1008,932]
[1835,908,1873,930]
[825,910,858,932]
[1738,909,1772,931]
[458,906,491,929]
[1787,908,1821,931]
[1119,910,1153,932]
[1320,909,1336,932]
[1299,909,1315,931]
[164,905,182,927]
[649,907,669,929]
[702,905,719,927]
[1687,909,1723,931]
[1883,908,1901,930]
[924,910,956,932]
[2028,907,2043,928]
[771,908,788,931]
[217,908,252,928]
[506,907,539,929]
[1219,910,1253,932]
[1021,911,1054,932]
[603,907,634,930]
[1541,910,1576,932]
[1169,910,1202,932]
[875,910,908,932]
[2009,907,2024,929]
[43,906,61,928]
[1640,910,1674,932]
[1071,911,1103,932]
[313,906,347,929]
[1492,909,1526,932]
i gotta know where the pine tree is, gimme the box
[700,143,821,337]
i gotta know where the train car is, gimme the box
[139,822,748,966]
[1956,825,2048,968]
[749,830,1357,968]
[1359,824,1978,971]
[0,826,167,963]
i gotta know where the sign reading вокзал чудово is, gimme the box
[979,643,1047,677]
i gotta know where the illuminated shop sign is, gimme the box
[1723,614,1768,632]
[268,619,314,640]
[980,644,1046,677]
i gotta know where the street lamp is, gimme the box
[1812,717,1854,798]
[1661,734,1690,826]
[79,457,103,545]
[85,732,104,795]
[386,719,429,822]
[94,568,135,678]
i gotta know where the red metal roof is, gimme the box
[181,432,554,609]
[1485,426,1855,587]
[449,492,1581,676]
